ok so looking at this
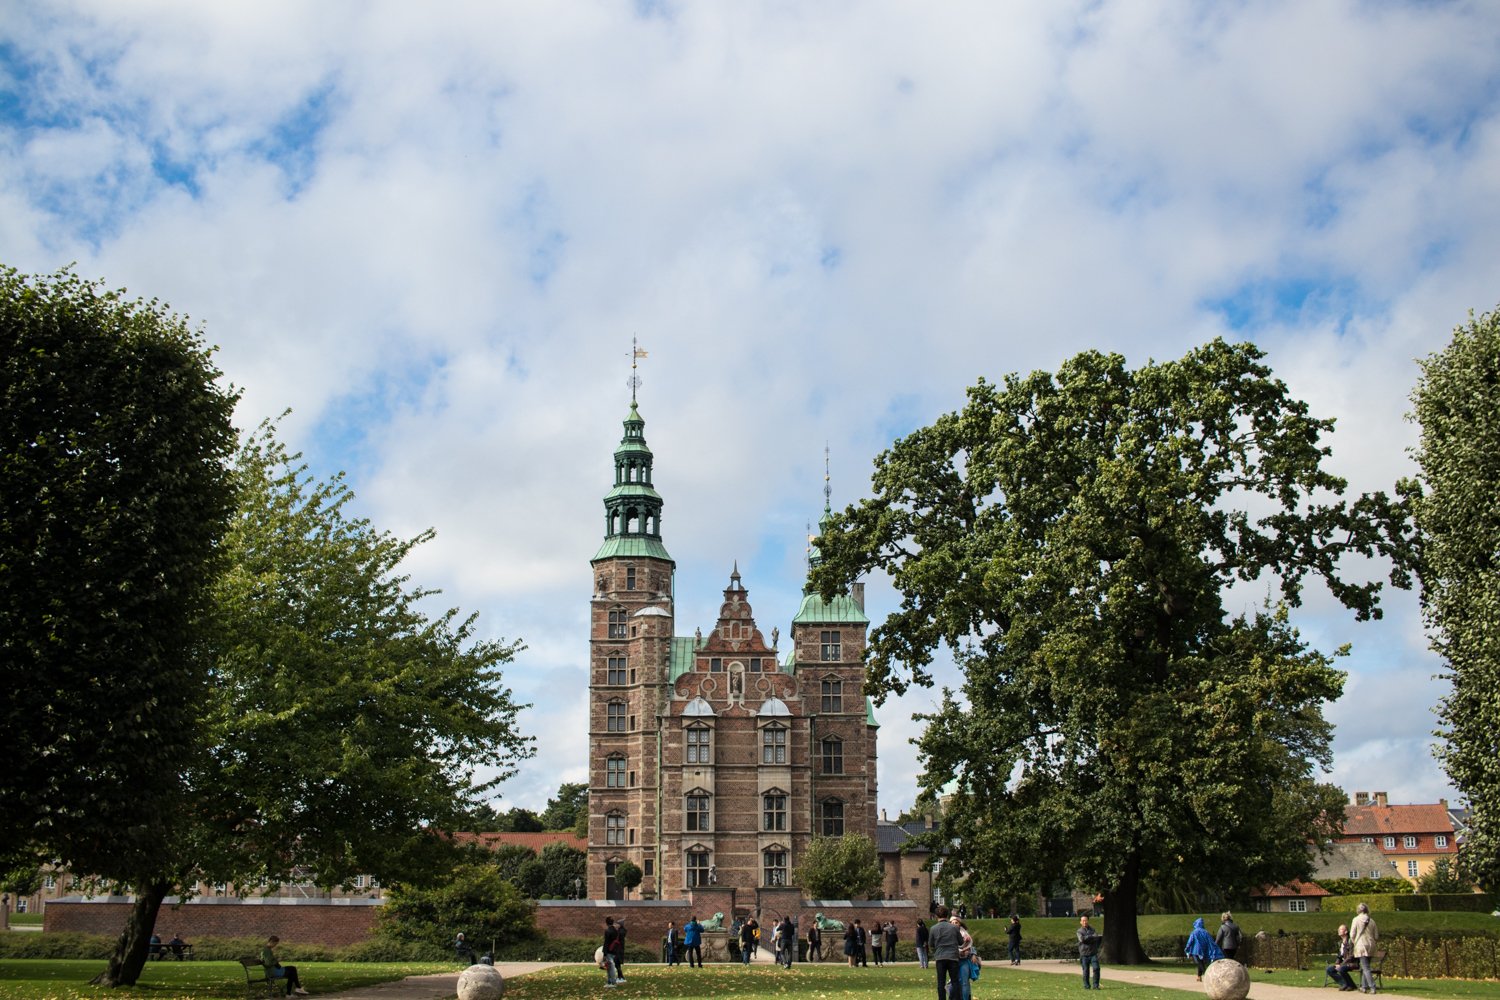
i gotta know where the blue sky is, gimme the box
[4,0,1499,817]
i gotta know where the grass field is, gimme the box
[4,958,1500,1000]
[967,910,1500,946]
[0,959,452,999]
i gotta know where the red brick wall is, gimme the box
[44,898,379,947]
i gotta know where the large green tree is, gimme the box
[792,833,883,900]
[0,266,237,969]
[540,782,589,832]
[813,340,1410,963]
[1409,306,1500,891]
[96,422,534,985]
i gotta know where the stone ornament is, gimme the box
[1202,959,1249,1000]
[457,964,505,1000]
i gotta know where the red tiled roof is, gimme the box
[1255,879,1331,898]
[1340,804,1455,837]
[451,831,588,852]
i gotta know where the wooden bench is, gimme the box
[239,957,288,999]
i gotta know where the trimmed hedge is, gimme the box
[1324,893,1496,913]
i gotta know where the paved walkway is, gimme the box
[317,958,1425,1000]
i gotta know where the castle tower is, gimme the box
[587,400,675,899]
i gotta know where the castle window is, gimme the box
[711,658,723,671]
[607,702,627,732]
[686,726,711,764]
[821,678,843,712]
[820,630,841,661]
[763,849,787,886]
[609,609,628,638]
[749,658,761,672]
[821,799,845,837]
[687,850,710,887]
[686,793,711,832]
[821,737,843,774]
[606,755,626,787]
[763,791,787,831]
[608,657,627,685]
[762,725,787,764]
[626,567,636,590]
[607,813,625,845]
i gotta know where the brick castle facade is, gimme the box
[586,399,878,901]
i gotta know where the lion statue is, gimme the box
[814,912,845,931]
[700,912,726,932]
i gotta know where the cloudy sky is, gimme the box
[5,1,1497,819]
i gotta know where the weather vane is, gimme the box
[629,336,648,403]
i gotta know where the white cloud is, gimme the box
[4,0,1497,813]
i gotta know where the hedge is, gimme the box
[1323,893,1496,913]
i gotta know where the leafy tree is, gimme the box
[0,267,238,985]
[540,782,589,832]
[613,860,643,899]
[491,843,541,885]
[378,862,538,956]
[535,842,587,898]
[792,834,883,899]
[93,422,534,984]
[813,341,1411,963]
[1408,307,1500,892]
[494,807,544,833]
[1416,858,1471,894]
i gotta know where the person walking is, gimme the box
[1077,915,1102,990]
[916,919,930,969]
[1184,918,1223,981]
[261,935,309,996]
[1351,902,1380,994]
[603,917,624,986]
[684,915,703,968]
[1326,924,1358,992]
[927,906,963,1000]
[1216,911,1242,962]
[1006,915,1022,966]
[886,921,899,963]
[808,922,822,962]
[871,921,885,966]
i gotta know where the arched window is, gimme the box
[821,737,844,775]
[820,799,845,837]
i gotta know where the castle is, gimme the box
[585,398,878,900]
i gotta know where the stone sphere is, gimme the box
[457,963,505,1000]
[1203,959,1249,1000]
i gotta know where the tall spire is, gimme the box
[592,346,671,563]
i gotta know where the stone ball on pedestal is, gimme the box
[1203,958,1249,1000]
[457,963,505,1000]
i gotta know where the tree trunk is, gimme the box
[90,880,167,987]
[1101,853,1150,965]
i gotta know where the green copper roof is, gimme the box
[592,536,674,562]
[604,483,663,502]
[867,696,879,728]
[791,592,869,625]
[781,650,796,675]
[670,635,698,682]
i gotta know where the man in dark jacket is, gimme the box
[916,919,930,968]
[1077,915,1101,989]
[927,907,963,1000]
[885,921,898,963]
[1006,915,1022,965]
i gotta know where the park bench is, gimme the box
[239,956,288,999]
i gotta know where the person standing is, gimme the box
[684,915,703,967]
[739,918,755,965]
[855,920,868,967]
[807,922,822,962]
[1326,924,1358,992]
[954,917,976,1000]
[844,921,857,966]
[780,916,796,968]
[916,919,930,969]
[927,906,963,1000]
[665,921,680,966]
[261,935,309,996]
[603,917,623,986]
[1351,902,1379,994]
[1077,915,1102,990]
[1216,911,1242,962]
[886,921,899,963]
[1006,915,1022,966]
[1184,918,1222,981]
[870,920,884,966]
[616,920,629,980]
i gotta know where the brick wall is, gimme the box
[44,897,379,947]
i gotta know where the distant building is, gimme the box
[585,398,879,900]
[1252,879,1331,913]
[876,814,935,906]
[1310,841,1397,882]
[1334,791,1458,885]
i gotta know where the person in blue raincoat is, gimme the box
[1184,917,1224,981]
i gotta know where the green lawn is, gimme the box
[1142,959,1500,998]
[0,959,452,999]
